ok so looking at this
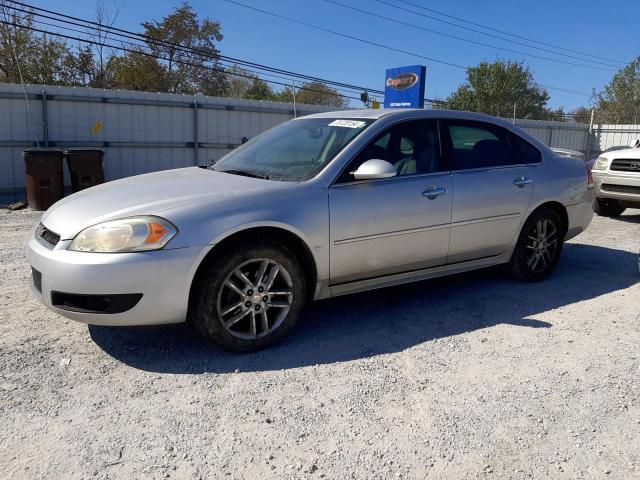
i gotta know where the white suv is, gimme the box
[591,143,640,216]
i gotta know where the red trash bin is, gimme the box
[22,148,64,211]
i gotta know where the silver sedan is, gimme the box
[27,109,594,351]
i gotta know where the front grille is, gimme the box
[37,223,60,247]
[32,267,42,293]
[610,158,640,172]
[601,184,640,195]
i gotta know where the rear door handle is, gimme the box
[422,187,447,199]
[513,177,533,187]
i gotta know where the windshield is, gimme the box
[212,117,374,181]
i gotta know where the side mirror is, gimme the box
[351,159,397,180]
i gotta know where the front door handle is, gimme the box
[513,177,534,188]
[422,186,447,199]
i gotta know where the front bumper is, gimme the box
[27,234,208,326]
[593,171,640,205]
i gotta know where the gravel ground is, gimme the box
[1,208,639,479]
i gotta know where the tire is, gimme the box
[192,240,307,352]
[594,198,626,217]
[509,208,564,282]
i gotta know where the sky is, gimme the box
[29,0,640,110]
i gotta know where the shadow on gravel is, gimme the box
[89,243,638,373]
[611,211,640,224]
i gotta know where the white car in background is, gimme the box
[550,147,595,170]
[550,148,585,161]
[591,142,640,216]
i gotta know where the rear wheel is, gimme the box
[594,198,626,217]
[192,241,306,352]
[509,208,564,282]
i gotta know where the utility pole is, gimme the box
[513,102,517,124]
[291,81,297,118]
[586,108,595,159]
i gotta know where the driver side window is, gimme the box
[336,119,441,183]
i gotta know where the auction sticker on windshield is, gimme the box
[328,119,367,129]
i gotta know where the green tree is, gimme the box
[0,8,92,86]
[224,66,254,98]
[0,8,39,83]
[570,106,594,124]
[597,56,640,124]
[444,60,554,120]
[74,46,97,86]
[244,77,277,101]
[294,81,347,108]
[109,50,169,92]
[142,2,225,94]
[29,34,72,85]
[221,66,278,100]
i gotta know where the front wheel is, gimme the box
[509,208,564,282]
[594,198,626,217]
[192,241,307,352]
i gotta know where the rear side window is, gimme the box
[509,133,542,164]
[445,122,513,170]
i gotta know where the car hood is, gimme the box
[42,167,287,239]
[601,147,640,160]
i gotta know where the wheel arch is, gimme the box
[525,201,569,237]
[188,225,319,317]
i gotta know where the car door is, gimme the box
[329,119,452,285]
[442,120,537,264]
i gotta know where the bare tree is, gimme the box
[91,0,120,87]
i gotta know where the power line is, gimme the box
[6,0,385,98]
[0,19,365,102]
[5,0,443,104]
[223,0,591,97]
[222,0,468,70]
[389,0,626,66]
[3,1,592,102]
[8,7,367,97]
[324,0,618,71]
[2,21,598,116]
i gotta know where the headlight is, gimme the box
[69,216,177,252]
[592,157,609,170]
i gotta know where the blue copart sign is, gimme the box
[384,65,426,109]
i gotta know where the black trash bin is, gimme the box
[64,148,105,193]
[22,148,64,211]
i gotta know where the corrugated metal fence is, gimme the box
[515,119,590,153]
[514,119,640,158]
[0,83,332,201]
[2,82,639,202]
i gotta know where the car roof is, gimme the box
[303,108,545,148]
[304,108,522,126]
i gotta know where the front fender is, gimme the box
[162,186,330,282]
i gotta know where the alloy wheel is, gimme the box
[525,218,558,273]
[216,258,294,340]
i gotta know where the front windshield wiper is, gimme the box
[216,169,269,180]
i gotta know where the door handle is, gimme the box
[513,177,533,188]
[422,186,447,199]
